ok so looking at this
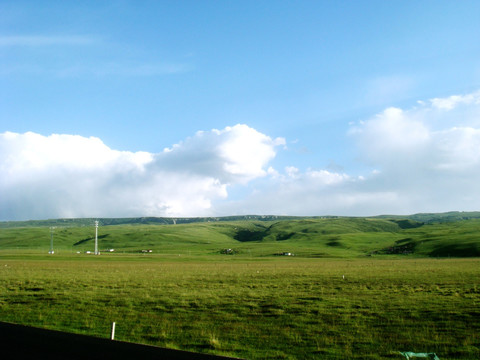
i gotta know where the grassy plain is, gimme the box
[0,255,479,359]
[1,216,479,359]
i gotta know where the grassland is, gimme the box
[1,216,480,258]
[0,257,479,359]
[0,215,479,359]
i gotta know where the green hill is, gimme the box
[376,218,480,257]
[0,215,303,228]
[1,213,479,258]
[376,211,480,223]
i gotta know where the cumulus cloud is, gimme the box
[0,125,284,220]
[3,90,480,220]
[345,93,480,213]
[350,107,431,165]
[353,91,480,173]
[218,166,370,216]
[430,90,480,110]
[220,90,480,216]
[160,125,285,184]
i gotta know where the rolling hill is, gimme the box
[0,212,479,258]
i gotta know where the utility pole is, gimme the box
[94,221,99,255]
[49,227,56,254]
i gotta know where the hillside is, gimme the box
[2,211,480,228]
[1,213,479,258]
[0,215,303,228]
[376,211,480,223]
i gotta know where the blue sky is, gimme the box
[2,1,480,220]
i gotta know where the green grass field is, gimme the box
[1,215,479,359]
[2,216,480,258]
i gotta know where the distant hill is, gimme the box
[376,211,480,223]
[0,215,306,228]
[2,211,480,228]
[1,212,479,258]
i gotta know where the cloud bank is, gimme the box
[219,90,480,216]
[0,125,285,220]
[2,90,480,220]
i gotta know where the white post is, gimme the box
[111,322,116,340]
[49,227,55,254]
[94,221,99,255]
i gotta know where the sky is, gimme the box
[2,1,480,221]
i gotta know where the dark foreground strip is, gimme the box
[0,321,243,360]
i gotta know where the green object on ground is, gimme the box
[400,352,440,360]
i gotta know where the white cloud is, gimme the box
[160,124,285,184]
[220,90,480,216]
[353,92,480,176]
[430,90,480,110]
[306,169,350,185]
[350,107,431,166]
[4,90,480,220]
[285,166,300,178]
[0,125,283,220]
